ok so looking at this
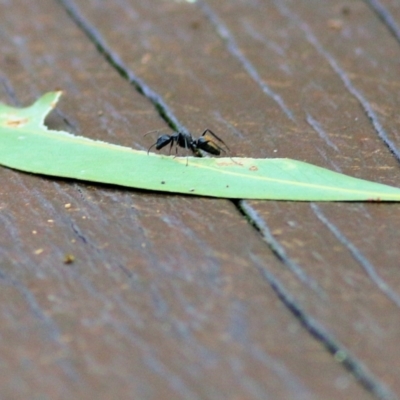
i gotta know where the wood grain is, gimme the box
[1,0,400,399]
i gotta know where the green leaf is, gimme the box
[0,91,400,201]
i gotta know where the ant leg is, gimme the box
[172,139,180,158]
[171,138,188,165]
[175,134,190,164]
[209,142,240,164]
[184,135,191,166]
[200,129,230,151]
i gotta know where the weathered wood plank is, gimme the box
[214,0,400,393]
[199,0,400,394]
[54,0,400,398]
[0,0,374,399]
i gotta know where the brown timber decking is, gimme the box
[1,0,400,399]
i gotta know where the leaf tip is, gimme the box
[51,90,64,108]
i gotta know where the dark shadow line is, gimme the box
[236,200,325,297]
[365,0,400,44]
[250,255,398,400]
[311,203,400,309]
[0,76,21,106]
[197,0,295,122]
[306,113,339,152]
[273,0,400,163]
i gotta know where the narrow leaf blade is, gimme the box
[1,92,400,201]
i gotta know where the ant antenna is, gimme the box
[143,129,162,137]
[147,142,158,155]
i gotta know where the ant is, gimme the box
[146,129,230,157]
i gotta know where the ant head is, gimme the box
[155,134,173,150]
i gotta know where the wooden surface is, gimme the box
[1,0,400,399]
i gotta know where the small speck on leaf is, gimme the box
[6,117,28,127]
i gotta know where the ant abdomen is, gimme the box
[195,137,221,155]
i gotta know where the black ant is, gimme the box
[146,129,229,157]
